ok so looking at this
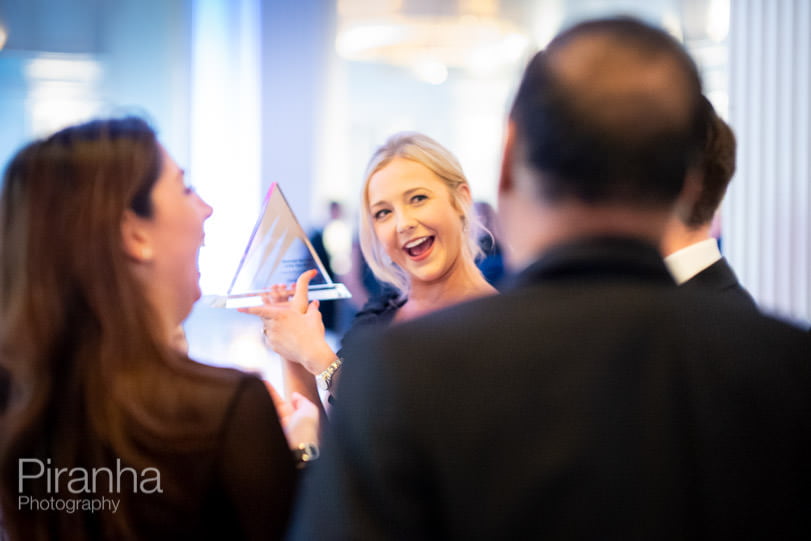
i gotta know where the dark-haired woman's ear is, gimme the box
[120,209,154,263]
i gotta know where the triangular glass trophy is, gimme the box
[205,183,352,309]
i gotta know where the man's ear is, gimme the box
[498,121,516,197]
[121,209,154,262]
[674,167,702,223]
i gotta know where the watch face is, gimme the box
[301,443,320,462]
[293,442,320,468]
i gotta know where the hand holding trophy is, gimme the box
[241,269,337,377]
[204,183,351,309]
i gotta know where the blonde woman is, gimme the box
[244,132,496,405]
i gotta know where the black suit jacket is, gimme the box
[681,256,758,310]
[288,237,810,540]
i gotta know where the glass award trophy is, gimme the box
[205,183,352,309]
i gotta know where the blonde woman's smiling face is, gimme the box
[367,157,467,287]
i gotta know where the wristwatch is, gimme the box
[316,357,343,391]
[292,442,320,469]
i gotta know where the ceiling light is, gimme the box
[336,0,529,73]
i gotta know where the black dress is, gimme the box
[328,291,406,403]
[337,291,405,356]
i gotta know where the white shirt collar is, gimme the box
[664,238,722,285]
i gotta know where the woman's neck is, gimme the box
[398,258,496,322]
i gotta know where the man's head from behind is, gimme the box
[499,17,705,266]
[509,17,704,205]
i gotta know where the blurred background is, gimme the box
[0,0,807,384]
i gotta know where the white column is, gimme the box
[190,0,262,295]
[724,0,811,326]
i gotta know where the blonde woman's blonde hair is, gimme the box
[358,132,483,298]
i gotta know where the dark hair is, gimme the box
[509,17,704,207]
[684,96,737,227]
[0,117,223,540]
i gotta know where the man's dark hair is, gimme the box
[684,95,736,227]
[509,17,705,207]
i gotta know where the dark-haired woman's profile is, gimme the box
[0,117,296,540]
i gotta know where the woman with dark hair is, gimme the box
[0,117,296,540]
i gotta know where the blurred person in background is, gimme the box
[308,200,354,334]
[660,95,757,309]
